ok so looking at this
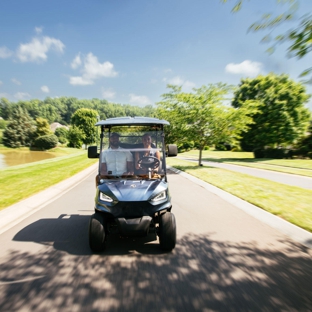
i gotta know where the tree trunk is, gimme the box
[198,147,203,166]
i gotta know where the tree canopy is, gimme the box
[157,83,256,164]
[232,73,311,150]
[2,106,36,148]
[71,108,99,147]
[0,97,156,125]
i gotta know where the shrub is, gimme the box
[253,148,266,158]
[264,148,286,159]
[55,127,69,144]
[33,134,58,150]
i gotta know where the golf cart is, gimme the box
[88,117,178,252]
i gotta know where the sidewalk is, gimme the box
[178,157,312,190]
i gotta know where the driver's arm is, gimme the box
[134,152,140,170]
[126,161,134,175]
[99,162,108,176]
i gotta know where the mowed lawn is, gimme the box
[167,156,312,233]
[0,149,97,210]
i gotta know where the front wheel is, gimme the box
[89,213,106,252]
[159,212,176,251]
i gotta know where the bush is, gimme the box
[253,148,266,158]
[33,134,58,150]
[307,151,312,159]
[253,147,287,159]
[55,127,68,144]
[216,142,232,151]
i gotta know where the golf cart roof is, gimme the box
[96,116,170,127]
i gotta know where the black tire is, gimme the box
[167,144,178,157]
[159,212,176,251]
[89,213,106,252]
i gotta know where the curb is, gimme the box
[0,163,98,235]
[169,166,312,250]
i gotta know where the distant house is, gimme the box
[50,122,69,132]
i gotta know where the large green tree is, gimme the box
[157,83,256,165]
[71,108,99,147]
[232,73,311,150]
[2,106,36,148]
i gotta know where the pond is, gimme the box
[0,150,58,169]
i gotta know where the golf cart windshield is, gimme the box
[96,117,169,181]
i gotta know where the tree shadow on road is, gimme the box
[1,216,311,311]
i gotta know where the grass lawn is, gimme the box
[0,150,97,210]
[167,158,312,233]
[180,150,312,177]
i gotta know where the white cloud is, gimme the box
[11,78,21,85]
[17,36,65,63]
[71,54,82,69]
[69,76,93,86]
[129,93,151,106]
[14,92,31,100]
[0,46,13,58]
[41,85,50,93]
[35,27,43,34]
[164,76,196,91]
[225,60,263,76]
[69,52,118,86]
[102,88,115,99]
[0,92,10,98]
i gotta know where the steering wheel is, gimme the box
[137,156,160,170]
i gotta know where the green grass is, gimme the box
[167,158,312,233]
[0,151,97,210]
[180,150,312,177]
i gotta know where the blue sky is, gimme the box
[1,0,312,109]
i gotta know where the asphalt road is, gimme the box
[179,157,312,190]
[0,168,312,311]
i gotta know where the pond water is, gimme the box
[0,150,58,169]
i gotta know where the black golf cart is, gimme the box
[87,117,177,252]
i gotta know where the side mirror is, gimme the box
[88,146,99,158]
[167,144,178,157]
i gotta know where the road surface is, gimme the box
[0,168,311,311]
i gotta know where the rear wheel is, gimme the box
[159,212,176,251]
[89,213,106,252]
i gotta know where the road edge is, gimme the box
[169,166,312,250]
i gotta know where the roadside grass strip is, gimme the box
[0,153,97,210]
[167,158,312,233]
[181,150,312,177]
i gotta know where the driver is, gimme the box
[135,133,161,174]
[99,132,134,177]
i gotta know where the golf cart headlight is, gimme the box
[151,191,166,202]
[100,192,113,202]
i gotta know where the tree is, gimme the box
[2,106,36,148]
[222,0,312,80]
[71,108,99,148]
[232,73,311,150]
[157,84,256,165]
[34,117,52,139]
[67,126,85,149]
